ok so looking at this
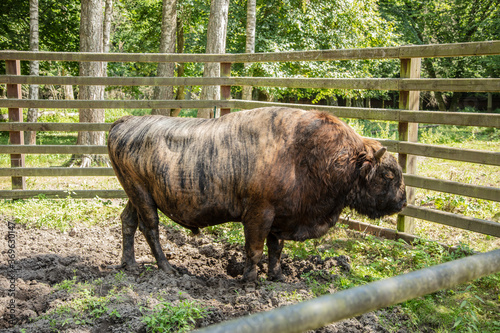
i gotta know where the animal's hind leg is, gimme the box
[120,200,139,270]
[131,189,176,274]
[267,233,285,281]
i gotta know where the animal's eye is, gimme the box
[384,172,394,180]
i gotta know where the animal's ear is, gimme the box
[358,151,373,177]
[374,147,387,162]
[360,160,372,177]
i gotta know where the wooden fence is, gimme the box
[0,41,499,239]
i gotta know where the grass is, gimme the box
[141,298,207,333]
[46,274,126,330]
[1,107,499,332]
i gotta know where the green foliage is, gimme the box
[2,197,123,231]
[141,299,207,333]
[379,0,500,109]
[0,0,80,75]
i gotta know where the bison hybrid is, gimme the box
[108,107,406,281]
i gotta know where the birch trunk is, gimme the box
[152,0,177,116]
[26,0,39,145]
[198,0,230,118]
[171,15,185,117]
[103,0,113,79]
[242,0,256,101]
[76,0,105,167]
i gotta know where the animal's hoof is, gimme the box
[120,261,140,273]
[158,261,178,275]
[268,273,285,282]
[242,270,258,282]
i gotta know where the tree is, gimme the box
[26,0,39,145]
[241,0,256,101]
[152,0,177,116]
[171,12,186,117]
[76,0,105,167]
[103,0,113,78]
[378,0,500,110]
[198,0,230,118]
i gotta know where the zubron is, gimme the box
[108,107,407,281]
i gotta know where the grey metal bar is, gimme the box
[197,249,500,333]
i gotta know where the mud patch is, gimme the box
[1,217,411,332]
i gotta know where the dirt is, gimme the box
[0,216,412,333]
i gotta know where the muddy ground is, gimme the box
[0,216,412,333]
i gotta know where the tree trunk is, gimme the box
[171,15,185,118]
[198,0,230,118]
[241,0,256,101]
[61,67,75,100]
[435,91,447,111]
[152,0,177,116]
[26,0,39,145]
[76,0,105,168]
[449,92,461,112]
[423,59,447,111]
[102,0,113,80]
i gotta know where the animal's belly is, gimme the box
[271,216,339,241]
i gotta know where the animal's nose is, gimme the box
[401,198,407,208]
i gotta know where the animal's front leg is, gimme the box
[242,208,275,281]
[267,233,285,281]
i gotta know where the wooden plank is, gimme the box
[1,100,496,128]
[378,140,500,166]
[234,101,401,121]
[399,142,500,166]
[0,145,108,154]
[0,75,400,90]
[0,189,127,199]
[235,101,500,127]
[399,110,500,128]
[3,75,498,92]
[0,122,112,132]
[1,41,498,63]
[6,59,26,191]
[0,99,233,110]
[398,41,500,58]
[339,217,420,244]
[400,78,500,92]
[401,205,500,237]
[397,58,421,234]
[403,174,500,202]
[0,167,116,177]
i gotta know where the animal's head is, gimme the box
[348,140,407,219]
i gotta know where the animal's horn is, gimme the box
[374,147,387,161]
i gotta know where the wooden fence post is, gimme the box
[397,58,421,234]
[6,59,26,191]
[220,62,231,116]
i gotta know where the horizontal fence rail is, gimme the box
[1,75,499,92]
[402,205,500,237]
[0,189,127,199]
[2,140,498,166]
[403,174,500,202]
[1,41,499,63]
[197,249,500,333]
[1,100,499,128]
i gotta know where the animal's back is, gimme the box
[108,108,308,227]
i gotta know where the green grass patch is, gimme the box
[1,196,124,231]
[141,298,207,333]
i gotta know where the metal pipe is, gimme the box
[197,249,500,333]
